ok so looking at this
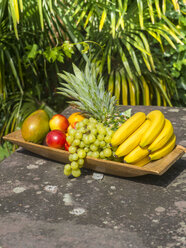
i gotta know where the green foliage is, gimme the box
[164,3,186,106]
[0,142,13,161]
[149,1,186,106]
[0,0,185,150]
[65,0,184,106]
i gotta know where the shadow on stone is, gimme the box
[17,148,185,187]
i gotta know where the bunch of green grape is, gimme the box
[64,117,116,177]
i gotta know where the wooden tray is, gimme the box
[3,130,186,178]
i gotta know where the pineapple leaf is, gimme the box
[57,61,118,122]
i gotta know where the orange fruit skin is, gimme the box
[68,112,85,125]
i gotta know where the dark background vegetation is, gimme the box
[0,0,185,160]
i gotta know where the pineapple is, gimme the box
[58,62,131,130]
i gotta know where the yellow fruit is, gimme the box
[111,112,146,147]
[148,119,174,152]
[149,134,176,160]
[131,156,151,167]
[115,119,151,157]
[124,145,150,164]
[21,110,49,144]
[140,110,165,148]
[68,112,85,125]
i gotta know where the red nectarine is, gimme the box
[49,114,69,132]
[46,130,66,149]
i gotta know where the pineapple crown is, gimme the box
[57,62,118,122]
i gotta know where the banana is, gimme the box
[131,156,151,167]
[115,119,151,157]
[140,110,165,148]
[148,119,174,152]
[124,145,150,164]
[149,134,176,160]
[111,112,146,147]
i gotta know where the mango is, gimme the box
[21,109,50,144]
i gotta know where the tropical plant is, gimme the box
[159,1,186,106]
[0,0,185,143]
[0,0,74,140]
[66,0,185,106]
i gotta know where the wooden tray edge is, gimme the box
[3,130,186,177]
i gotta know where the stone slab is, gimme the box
[0,105,186,248]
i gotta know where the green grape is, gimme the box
[71,153,79,161]
[79,141,85,148]
[88,134,96,143]
[89,117,97,124]
[75,122,80,129]
[91,151,99,158]
[94,140,100,147]
[97,123,104,129]
[66,135,74,145]
[71,161,79,170]
[72,139,81,146]
[72,169,81,178]
[68,146,77,154]
[79,127,86,133]
[83,134,90,145]
[97,134,105,141]
[64,167,72,176]
[82,118,89,125]
[69,154,74,162]
[91,128,98,136]
[104,135,111,143]
[99,140,106,147]
[87,151,93,157]
[99,151,105,159]
[87,123,96,130]
[75,131,83,140]
[68,128,76,136]
[84,147,89,153]
[78,158,84,168]
[78,121,84,128]
[90,144,98,152]
[64,164,72,171]
[107,129,114,137]
[78,149,86,158]
[103,148,112,157]
[98,126,106,135]
[106,143,111,148]
[106,127,111,133]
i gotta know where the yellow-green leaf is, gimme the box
[38,0,44,31]
[108,71,114,96]
[141,76,150,106]
[147,0,155,24]
[128,77,136,106]
[155,0,162,19]
[137,0,144,29]
[120,69,128,105]
[110,11,116,38]
[84,9,93,28]
[99,9,107,31]
[19,0,23,12]
[114,71,121,104]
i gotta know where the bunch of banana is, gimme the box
[111,110,176,167]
